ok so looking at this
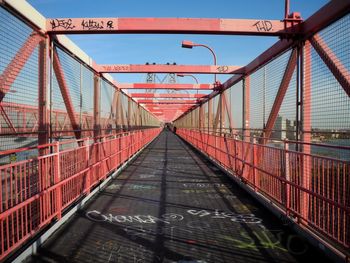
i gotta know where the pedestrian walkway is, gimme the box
[28,130,329,263]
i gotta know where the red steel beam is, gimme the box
[301,40,312,223]
[299,0,350,38]
[38,39,50,150]
[47,18,291,36]
[119,83,214,90]
[146,107,192,109]
[310,34,350,97]
[217,0,350,93]
[53,49,81,140]
[243,76,250,141]
[262,48,298,143]
[180,0,350,121]
[0,32,42,102]
[97,64,242,74]
[131,93,206,99]
[138,100,198,104]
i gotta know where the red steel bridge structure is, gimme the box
[0,0,349,262]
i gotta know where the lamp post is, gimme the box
[181,40,217,84]
[176,73,199,96]
[176,73,199,84]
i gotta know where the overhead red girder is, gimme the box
[97,64,242,74]
[219,0,350,92]
[131,93,206,99]
[174,0,350,122]
[46,18,296,36]
[138,99,198,104]
[119,83,214,90]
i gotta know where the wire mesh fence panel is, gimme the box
[81,65,94,137]
[304,14,350,160]
[271,69,297,142]
[250,67,264,131]
[229,81,243,134]
[0,7,39,153]
[100,79,114,134]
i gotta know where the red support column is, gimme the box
[220,93,225,136]
[38,38,50,154]
[54,142,62,219]
[243,76,250,142]
[208,98,212,134]
[94,75,101,138]
[301,41,312,223]
[127,97,131,130]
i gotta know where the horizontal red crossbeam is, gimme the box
[119,83,214,90]
[47,18,291,36]
[97,64,242,74]
[131,93,206,98]
[146,106,192,110]
[138,100,198,104]
[146,104,192,108]
[137,99,198,104]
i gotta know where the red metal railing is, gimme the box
[0,128,161,260]
[177,128,350,253]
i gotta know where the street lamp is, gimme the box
[176,74,199,84]
[181,40,217,83]
[176,73,199,95]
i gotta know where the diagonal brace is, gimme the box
[310,34,350,97]
[53,48,81,140]
[261,48,298,144]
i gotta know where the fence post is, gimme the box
[284,139,290,214]
[233,135,238,174]
[54,141,62,220]
[253,136,258,192]
[85,140,91,194]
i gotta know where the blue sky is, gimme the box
[28,0,328,85]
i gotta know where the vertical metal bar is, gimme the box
[253,136,258,191]
[296,43,301,147]
[54,142,62,219]
[285,0,290,19]
[127,97,131,130]
[263,66,266,128]
[219,93,222,136]
[208,98,212,134]
[49,39,54,145]
[243,76,250,142]
[79,64,83,133]
[301,40,312,224]
[284,139,290,213]
[38,38,49,154]
[94,75,100,139]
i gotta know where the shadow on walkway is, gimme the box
[27,130,331,263]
